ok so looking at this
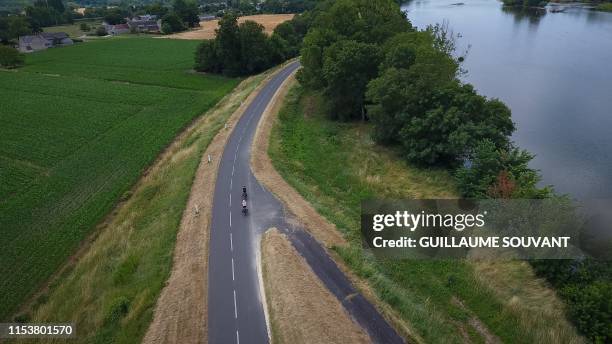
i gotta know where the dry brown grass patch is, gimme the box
[261,228,370,344]
[162,14,295,40]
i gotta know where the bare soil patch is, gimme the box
[164,14,295,40]
[261,229,370,344]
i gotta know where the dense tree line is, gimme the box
[194,11,307,76]
[296,0,610,341]
[161,0,199,33]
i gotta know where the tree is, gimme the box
[321,40,381,120]
[0,45,25,69]
[194,13,287,76]
[310,0,412,45]
[273,20,302,57]
[173,0,199,28]
[455,140,551,198]
[366,32,460,146]
[238,20,273,74]
[0,16,32,44]
[297,0,413,119]
[161,12,185,34]
[95,25,107,36]
[214,13,241,75]
[144,3,169,17]
[47,0,65,14]
[103,8,127,25]
[195,39,221,73]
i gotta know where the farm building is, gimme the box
[128,15,162,33]
[18,32,73,53]
[104,23,130,35]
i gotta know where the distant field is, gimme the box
[163,14,295,40]
[42,20,103,38]
[0,38,239,320]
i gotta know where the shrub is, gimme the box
[194,14,288,76]
[95,26,108,36]
[596,3,612,12]
[0,45,24,68]
[162,12,185,34]
[80,22,91,32]
[455,139,551,198]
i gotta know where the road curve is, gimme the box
[207,61,405,344]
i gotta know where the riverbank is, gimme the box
[267,84,582,343]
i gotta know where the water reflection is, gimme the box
[501,6,546,26]
[402,0,612,198]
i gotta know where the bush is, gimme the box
[194,13,289,76]
[455,139,551,198]
[161,13,186,34]
[596,3,612,12]
[80,22,91,32]
[95,26,108,36]
[195,39,221,73]
[532,260,612,342]
[0,45,24,68]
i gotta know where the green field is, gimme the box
[0,37,239,320]
[42,20,103,38]
[269,85,583,343]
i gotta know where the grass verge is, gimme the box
[261,228,369,344]
[9,71,268,344]
[268,85,583,344]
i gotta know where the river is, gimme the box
[401,0,612,199]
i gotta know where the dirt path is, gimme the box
[142,66,286,344]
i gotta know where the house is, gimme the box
[104,22,130,35]
[18,32,73,53]
[127,15,162,33]
[199,15,216,21]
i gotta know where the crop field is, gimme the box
[0,37,239,320]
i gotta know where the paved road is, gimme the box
[207,61,405,344]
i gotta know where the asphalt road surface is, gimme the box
[207,61,405,344]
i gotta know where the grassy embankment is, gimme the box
[268,85,583,343]
[0,37,239,322]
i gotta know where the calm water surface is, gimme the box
[402,0,612,198]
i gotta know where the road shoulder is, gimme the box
[143,67,285,344]
[261,228,370,344]
[250,74,417,342]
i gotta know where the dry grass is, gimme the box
[261,229,370,344]
[143,69,276,344]
[473,261,584,344]
[251,72,346,248]
[163,14,295,40]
